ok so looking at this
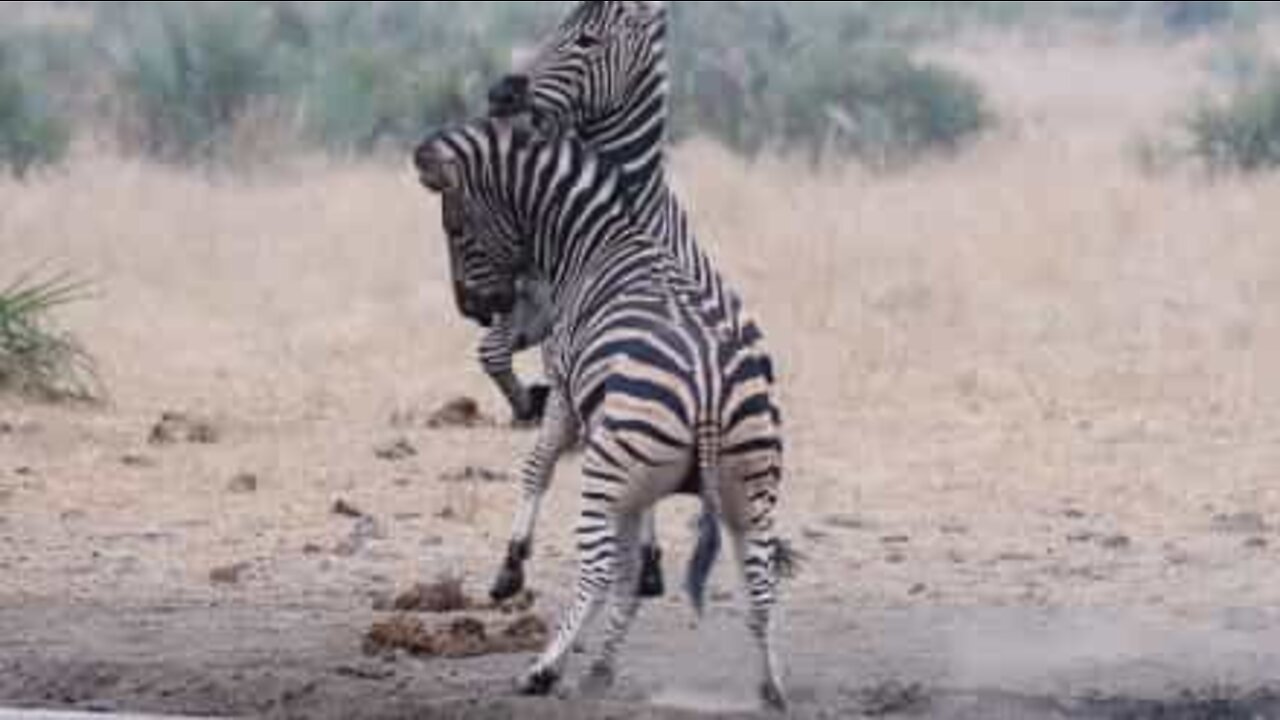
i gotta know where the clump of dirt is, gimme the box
[228,473,258,494]
[149,412,220,446]
[364,615,435,657]
[363,614,549,660]
[855,681,932,717]
[374,438,418,462]
[332,499,365,519]
[439,466,510,484]
[209,562,251,586]
[427,397,490,429]
[392,576,471,614]
[389,396,495,430]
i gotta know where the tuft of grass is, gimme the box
[0,270,100,402]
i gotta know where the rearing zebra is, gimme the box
[484,0,773,605]
[415,116,787,710]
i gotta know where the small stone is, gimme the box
[909,583,928,597]
[1099,535,1132,551]
[228,473,259,494]
[374,439,418,462]
[1213,512,1270,535]
[0,421,12,435]
[802,527,830,543]
[121,454,156,469]
[881,535,911,545]
[436,506,457,521]
[1062,508,1088,520]
[302,543,325,556]
[885,552,907,565]
[823,515,868,531]
[333,499,365,519]
[210,563,251,585]
[1245,537,1269,550]
[14,467,33,477]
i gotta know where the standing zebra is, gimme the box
[415,116,787,711]
[484,0,774,606]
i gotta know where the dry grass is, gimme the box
[2,31,1279,614]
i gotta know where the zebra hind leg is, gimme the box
[732,522,787,712]
[637,510,665,598]
[516,488,616,696]
[580,511,643,697]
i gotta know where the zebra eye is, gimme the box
[573,32,603,50]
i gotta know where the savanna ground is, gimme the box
[3,29,1280,720]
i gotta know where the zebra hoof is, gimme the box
[519,384,552,424]
[638,546,665,598]
[760,681,789,713]
[578,661,616,697]
[518,667,561,697]
[490,562,526,603]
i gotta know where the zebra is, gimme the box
[484,0,773,607]
[415,116,787,711]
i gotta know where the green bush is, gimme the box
[0,43,69,177]
[1187,71,1280,172]
[0,271,99,402]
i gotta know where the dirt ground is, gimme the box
[3,32,1280,720]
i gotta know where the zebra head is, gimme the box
[415,121,531,328]
[489,1,667,141]
[414,117,618,329]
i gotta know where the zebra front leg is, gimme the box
[490,389,578,602]
[518,480,619,696]
[478,314,549,425]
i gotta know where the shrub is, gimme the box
[671,2,991,166]
[0,43,69,177]
[1187,70,1280,172]
[0,271,99,402]
[110,2,283,163]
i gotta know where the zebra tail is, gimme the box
[685,421,723,617]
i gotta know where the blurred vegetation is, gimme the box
[0,270,99,402]
[1187,69,1280,172]
[0,42,69,177]
[0,1,1275,169]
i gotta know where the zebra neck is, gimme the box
[547,227,658,315]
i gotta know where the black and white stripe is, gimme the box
[415,116,786,710]
[484,0,773,605]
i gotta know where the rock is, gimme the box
[823,515,869,531]
[149,412,220,446]
[332,499,365,519]
[909,583,929,597]
[374,438,418,462]
[1099,535,1132,551]
[1245,537,1269,551]
[228,473,259,494]
[210,562,251,585]
[302,543,325,556]
[881,535,911,545]
[440,466,510,484]
[120,454,156,469]
[1213,512,1271,535]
